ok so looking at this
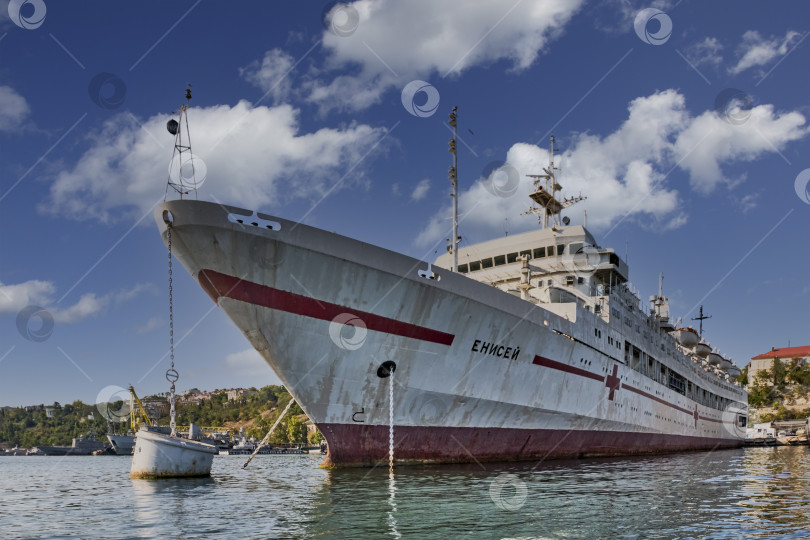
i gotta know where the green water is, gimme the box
[1,446,809,538]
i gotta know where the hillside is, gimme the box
[0,385,322,448]
[742,359,810,424]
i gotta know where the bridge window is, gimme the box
[533,247,545,258]
[494,254,506,266]
[557,245,565,256]
[481,258,493,269]
[469,261,481,271]
[458,264,468,273]
[507,252,518,263]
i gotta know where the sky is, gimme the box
[0,0,808,408]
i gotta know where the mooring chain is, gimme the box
[166,224,179,437]
[389,368,395,474]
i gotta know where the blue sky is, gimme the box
[1,1,808,407]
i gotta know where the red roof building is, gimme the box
[749,346,810,383]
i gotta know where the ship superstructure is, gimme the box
[155,126,746,467]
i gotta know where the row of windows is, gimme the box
[458,243,583,273]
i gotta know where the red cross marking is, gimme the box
[604,365,621,401]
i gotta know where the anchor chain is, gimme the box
[167,224,179,437]
[389,367,395,473]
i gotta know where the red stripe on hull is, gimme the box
[532,355,603,381]
[318,423,742,467]
[197,269,455,346]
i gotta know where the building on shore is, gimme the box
[749,345,810,383]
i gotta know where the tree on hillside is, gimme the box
[771,358,786,388]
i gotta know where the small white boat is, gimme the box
[672,327,699,348]
[694,342,711,357]
[130,428,217,479]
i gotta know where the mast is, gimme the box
[692,305,712,335]
[448,107,459,272]
[523,136,585,229]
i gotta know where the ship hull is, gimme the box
[156,201,746,467]
[321,424,740,467]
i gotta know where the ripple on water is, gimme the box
[2,447,810,538]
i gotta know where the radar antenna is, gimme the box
[522,136,585,230]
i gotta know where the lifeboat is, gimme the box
[719,356,733,370]
[727,365,742,378]
[672,327,699,348]
[694,342,711,357]
[707,352,723,366]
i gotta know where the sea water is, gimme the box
[2,446,810,538]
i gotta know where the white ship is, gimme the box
[155,118,747,466]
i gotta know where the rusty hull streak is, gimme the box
[318,423,741,468]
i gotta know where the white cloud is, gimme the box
[730,30,802,75]
[240,48,296,104]
[685,37,723,68]
[411,178,430,201]
[306,0,584,112]
[0,280,147,324]
[137,316,162,335]
[45,101,387,222]
[415,90,808,246]
[674,103,807,193]
[0,280,55,312]
[0,85,31,132]
[225,348,271,377]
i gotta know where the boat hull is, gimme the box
[155,200,747,467]
[130,430,217,479]
[107,434,135,456]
